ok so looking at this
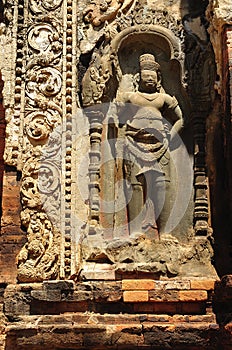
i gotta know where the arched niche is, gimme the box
[110,25,189,115]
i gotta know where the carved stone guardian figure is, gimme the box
[117,54,184,237]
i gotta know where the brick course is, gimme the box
[123,290,149,302]
[122,279,155,290]
[179,290,208,302]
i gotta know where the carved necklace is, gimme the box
[137,91,159,101]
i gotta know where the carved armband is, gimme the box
[168,96,179,110]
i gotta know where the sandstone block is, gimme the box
[123,291,148,302]
[179,290,208,301]
[122,279,155,290]
[191,280,216,290]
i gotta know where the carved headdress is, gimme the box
[139,54,160,71]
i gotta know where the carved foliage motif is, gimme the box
[132,7,183,39]
[82,1,183,38]
[82,0,183,38]
[18,210,60,282]
[82,53,112,106]
[83,0,135,27]
[16,1,64,282]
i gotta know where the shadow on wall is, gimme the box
[180,0,232,276]
[0,72,5,222]
[0,0,3,23]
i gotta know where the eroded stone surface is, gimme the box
[81,234,217,278]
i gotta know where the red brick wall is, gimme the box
[0,72,25,284]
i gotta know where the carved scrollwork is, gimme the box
[38,161,60,195]
[29,0,63,14]
[21,159,41,209]
[25,66,62,116]
[38,160,61,226]
[25,112,52,141]
[25,110,60,143]
[2,0,64,282]
[41,126,62,159]
[26,67,62,98]
[42,0,63,11]
[28,23,62,54]
[21,156,61,212]
[26,21,62,69]
[28,23,55,52]
[134,9,153,25]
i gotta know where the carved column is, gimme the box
[193,111,210,234]
[184,27,215,235]
[86,109,103,234]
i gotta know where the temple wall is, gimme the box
[0,0,231,349]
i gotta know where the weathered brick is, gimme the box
[133,303,155,313]
[149,290,179,302]
[147,314,171,322]
[154,280,190,290]
[111,331,144,346]
[153,302,178,314]
[179,290,208,302]
[182,304,206,316]
[83,331,110,347]
[72,291,93,302]
[191,280,216,290]
[123,290,148,302]
[122,279,155,290]
[172,314,216,323]
[81,270,116,280]
[142,322,176,332]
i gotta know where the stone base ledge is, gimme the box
[3,279,217,319]
[5,312,219,350]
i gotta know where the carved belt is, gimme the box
[126,123,166,144]
[126,130,163,144]
[125,135,169,162]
